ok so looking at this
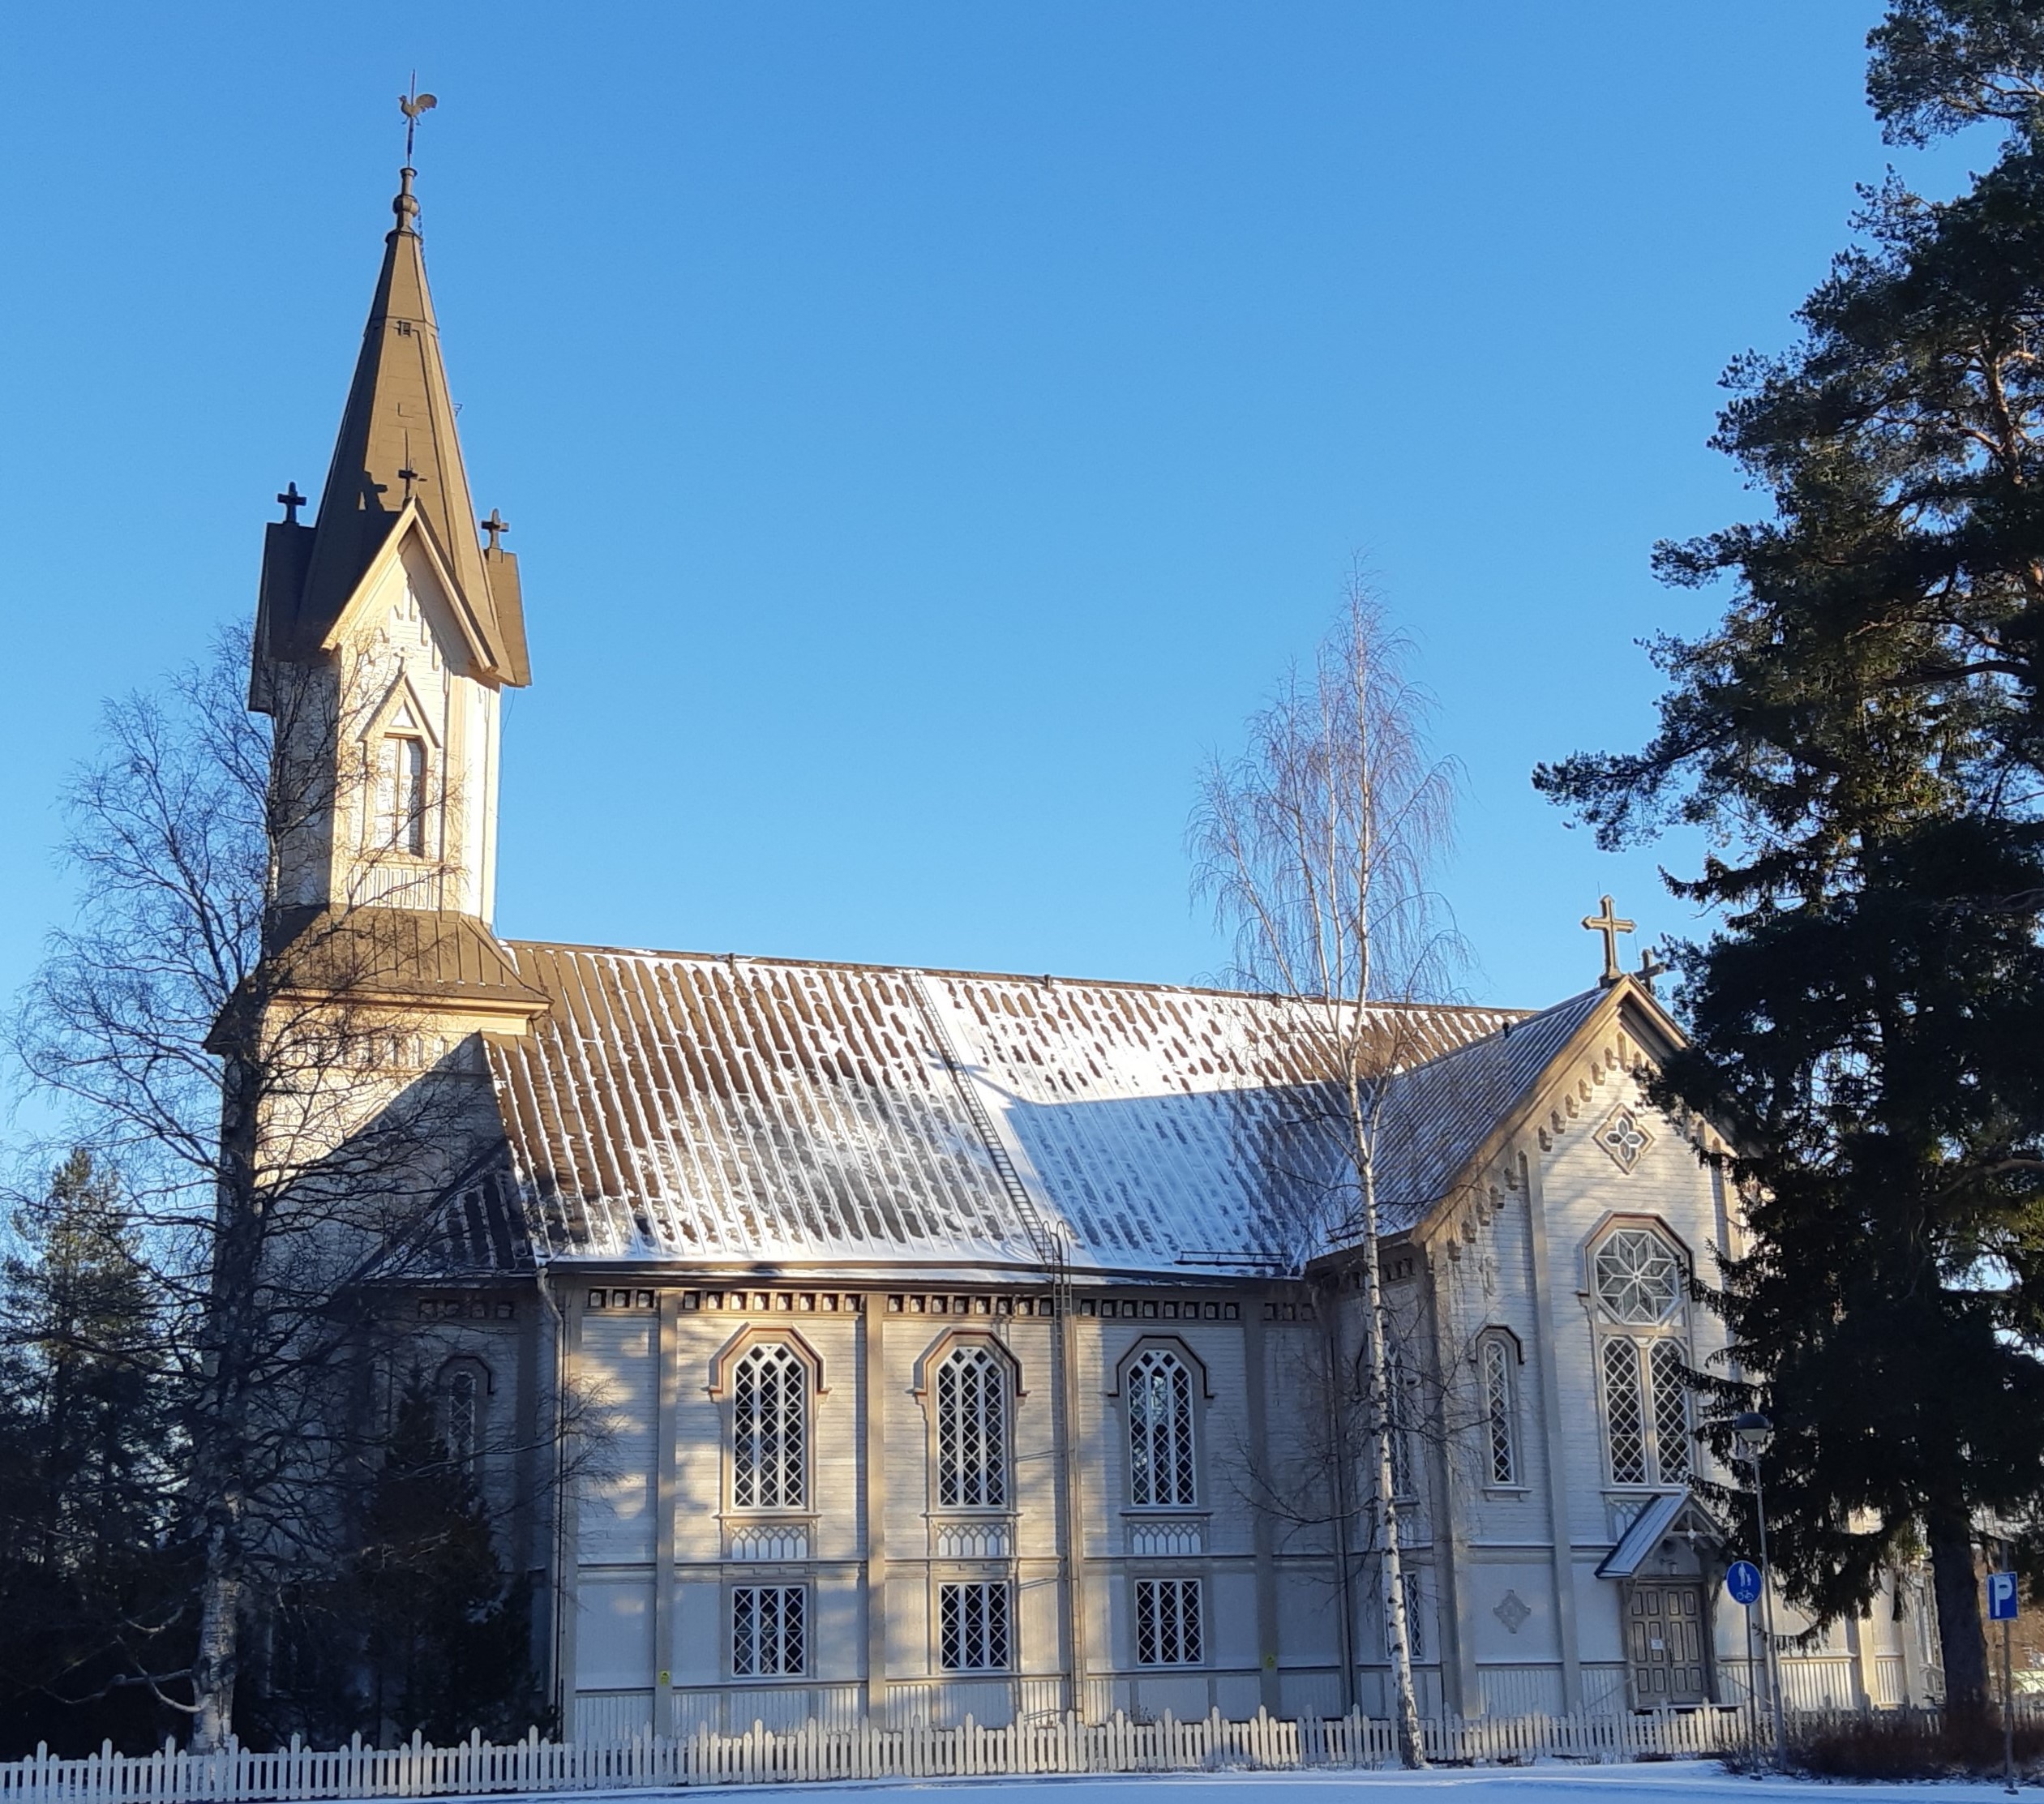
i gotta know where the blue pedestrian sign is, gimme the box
[1988,1572,2019,1622]
[1726,1560,1763,1607]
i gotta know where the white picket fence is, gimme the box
[0,1704,1763,1803]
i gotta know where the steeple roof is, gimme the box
[255,168,529,685]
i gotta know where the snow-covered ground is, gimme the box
[392,1761,2033,1804]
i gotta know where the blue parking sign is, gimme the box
[1726,1559,1763,1607]
[1988,1572,2019,1622]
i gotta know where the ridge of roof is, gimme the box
[495,934,1540,1020]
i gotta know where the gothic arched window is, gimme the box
[1480,1333,1519,1489]
[936,1344,1007,1509]
[1385,1349,1416,1499]
[376,734,428,855]
[1127,1348,1197,1508]
[732,1343,808,1510]
[440,1361,486,1468]
[1591,1224,1690,1486]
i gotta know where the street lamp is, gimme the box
[1733,1412,1789,1769]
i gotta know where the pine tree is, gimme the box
[0,1151,188,1754]
[1537,0,2044,1714]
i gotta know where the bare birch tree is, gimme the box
[11,632,561,1751]
[1192,587,1464,1768]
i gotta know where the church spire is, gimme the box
[255,163,529,685]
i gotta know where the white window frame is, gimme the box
[731,1342,808,1511]
[1479,1331,1520,1489]
[375,733,430,856]
[1399,1568,1427,1663]
[441,1361,484,1468]
[938,1580,1010,1672]
[1134,1577,1204,1666]
[1126,1347,1198,1508]
[1589,1223,1691,1487]
[934,1343,1009,1510]
[1385,1349,1417,1501]
[731,1584,806,1677]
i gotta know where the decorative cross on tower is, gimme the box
[276,482,307,524]
[397,463,422,502]
[481,508,510,551]
[1581,893,1636,986]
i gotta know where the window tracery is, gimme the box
[445,1366,479,1466]
[935,1344,1007,1509]
[1127,1348,1197,1507]
[731,1343,807,1510]
[1481,1335,1519,1488]
[1590,1224,1690,1486]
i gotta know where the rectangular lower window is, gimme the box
[732,1585,805,1677]
[1134,1577,1203,1666]
[938,1581,1010,1671]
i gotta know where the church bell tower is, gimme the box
[251,163,531,940]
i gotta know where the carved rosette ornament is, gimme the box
[1596,1104,1653,1174]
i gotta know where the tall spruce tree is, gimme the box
[0,1151,187,1754]
[1538,0,2044,1714]
[348,1371,541,1746]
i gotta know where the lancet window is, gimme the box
[1480,1334,1519,1489]
[375,734,429,855]
[1591,1224,1691,1486]
[731,1343,808,1510]
[1127,1348,1197,1507]
[936,1344,1008,1508]
[442,1364,482,1468]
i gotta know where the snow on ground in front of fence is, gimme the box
[333,1762,2034,1804]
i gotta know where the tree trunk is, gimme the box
[1927,1505,1988,1716]
[191,1533,242,1753]
[1353,1149,1425,1768]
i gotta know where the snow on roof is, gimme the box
[484,941,1600,1279]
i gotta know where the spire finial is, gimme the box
[392,165,420,234]
[395,79,436,233]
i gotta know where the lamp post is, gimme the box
[1733,1412,1789,1769]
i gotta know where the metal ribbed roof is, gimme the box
[484,942,1604,1279]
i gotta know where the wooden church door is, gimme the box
[1626,1582,1708,1706]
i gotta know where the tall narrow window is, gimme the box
[1128,1348,1196,1507]
[1134,1579,1203,1665]
[732,1586,805,1677]
[1481,1337,1518,1487]
[938,1582,1009,1671]
[1385,1351,1416,1498]
[1601,1338,1648,1485]
[1592,1224,1691,1486]
[732,1343,807,1510]
[445,1368,479,1467]
[376,735,428,855]
[1650,1339,1690,1481]
[1399,1569,1427,1662]
[936,1345,1006,1508]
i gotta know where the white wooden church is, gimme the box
[247,163,1942,1742]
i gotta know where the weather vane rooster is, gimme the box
[400,76,438,164]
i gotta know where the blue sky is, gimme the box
[0,2,1984,1015]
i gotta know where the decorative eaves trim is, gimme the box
[319,500,502,679]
